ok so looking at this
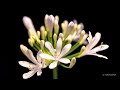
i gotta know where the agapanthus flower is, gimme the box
[40,38,71,69]
[18,14,109,79]
[18,45,46,79]
[79,32,109,59]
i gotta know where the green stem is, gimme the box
[34,43,40,50]
[53,67,58,79]
[32,46,39,51]
[60,63,70,69]
[64,42,80,57]
[47,31,53,44]
[65,52,80,59]
[48,36,53,45]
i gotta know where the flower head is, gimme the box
[40,38,71,69]
[19,14,109,79]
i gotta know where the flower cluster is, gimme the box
[18,15,109,79]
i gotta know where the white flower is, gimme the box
[18,45,46,79]
[80,32,109,59]
[40,38,71,69]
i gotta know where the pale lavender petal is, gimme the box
[87,31,92,43]
[26,50,39,65]
[37,50,42,63]
[86,32,101,52]
[37,70,42,76]
[58,44,72,59]
[59,58,70,64]
[23,67,38,79]
[91,45,109,52]
[56,38,62,55]
[49,61,58,69]
[18,61,35,70]
[40,53,55,60]
[88,53,108,59]
[45,41,55,56]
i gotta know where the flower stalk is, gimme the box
[53,67,58,79]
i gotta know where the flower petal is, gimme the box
[56,38,62,55]
[18,61,35,70]
[23,67,38,79]
[40,53,55,60]
[49,61,58,69]
[58,44,72,59]
[37,70,42,76]
[26,50,39,65]
[37,50,42,63]
[20,45,38,65]
[88,53,108,59]
[41,59,47,68]
[89,32,101,49]
[91,44,109,52]
[59,58,70,64]
[85,32,101,52]
[87,31,92,43]
[45,41,55,56]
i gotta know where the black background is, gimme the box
[1,1,119,81]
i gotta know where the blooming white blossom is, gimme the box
[40,38,71,69]
[18,45,46,79]
[80,32,109,59]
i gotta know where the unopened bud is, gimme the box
[78,30,85,42]
[40,40,45,49]
[40,26,45,40]
[59,33,64,40]
[53,34,57,48]
[55,15,59,22]
[79,34,88,45]
[61,20,68,35]
[20,44,28,56]
[54,20,59,35]
[69,57,76,68]
[37,31,40,39]
[44,14,54,37]
[23,16,37,37]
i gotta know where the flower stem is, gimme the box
[65,52,80,59]
[63,42,80,57]
[53,67,58,79]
